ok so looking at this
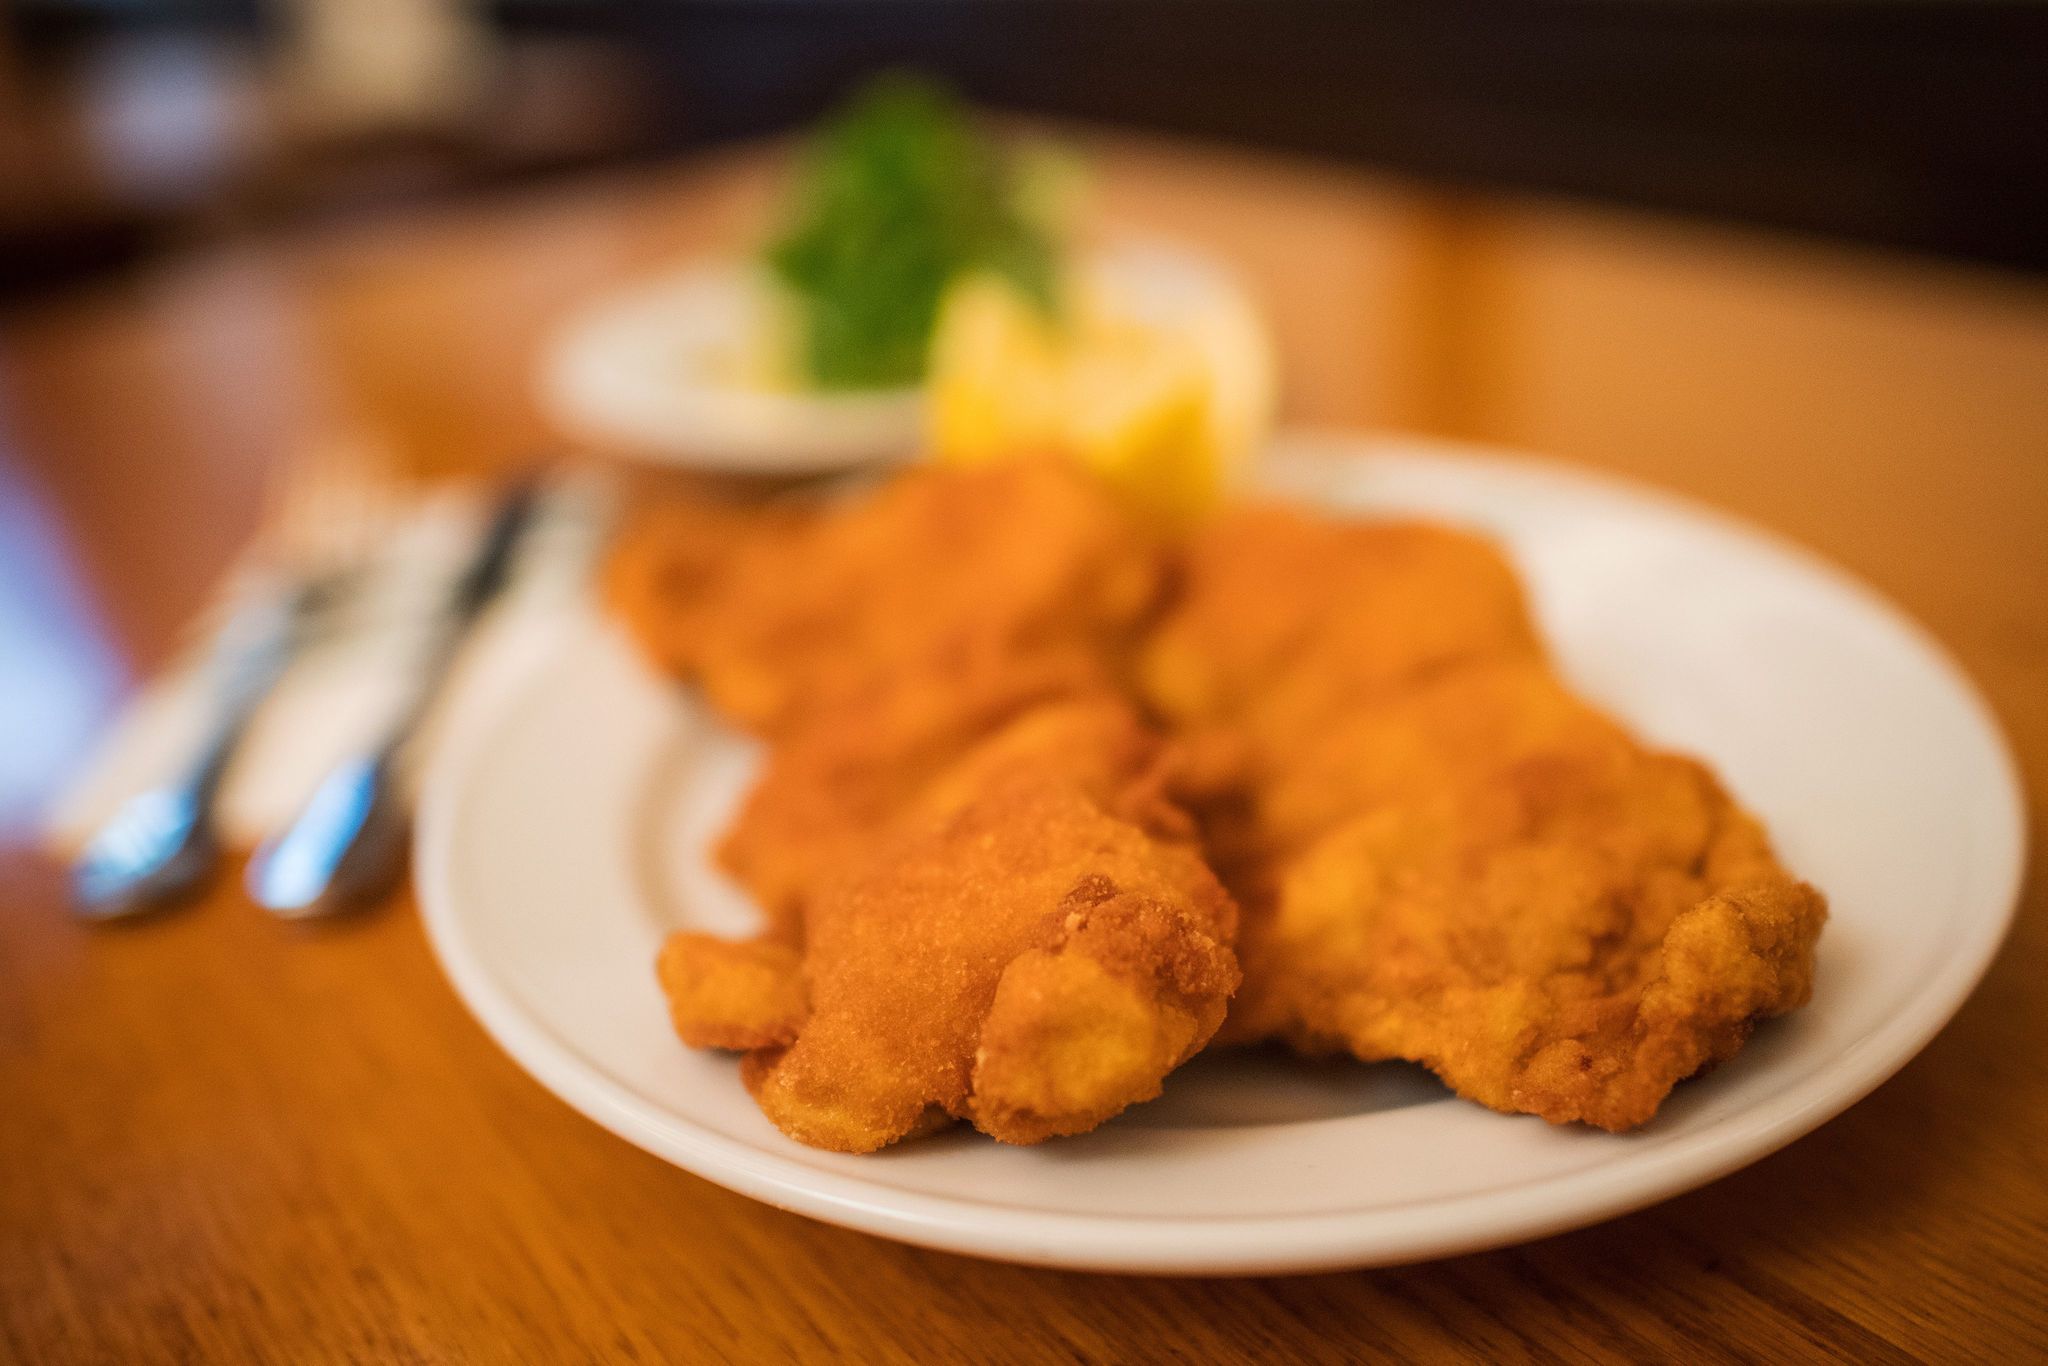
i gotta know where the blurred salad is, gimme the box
[766,76,1065,391]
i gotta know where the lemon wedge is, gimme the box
[927,242,1274,522]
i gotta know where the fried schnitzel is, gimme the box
[1221,681,1824,1130]
[1139,504,1541,743]
[1141,502,1824,1130]
[619,460,1168,737]
[717,645,1120,928]
[1137,505,1547,897]
[660,698,1239,1151]
[628,467,1823,1143]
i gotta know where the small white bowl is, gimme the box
[539,261,925,475]
[539,240,1272,478]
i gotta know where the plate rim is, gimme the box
[536,256,927,475]
[416,431,2027,1274]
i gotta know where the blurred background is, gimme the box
[6,0,2045,297]
[3,0,2046,822]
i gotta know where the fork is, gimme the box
[70,437,398,920]
[245,475,542,919]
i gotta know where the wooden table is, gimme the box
[4,135,2044,1361]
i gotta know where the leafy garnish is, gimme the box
[766,76,1057,390]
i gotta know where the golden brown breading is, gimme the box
[662,699,1239,1153]
[636,467,1824,1143]
[1143,502,1823,1130]
[682,461,1169,736]
[657,934,806,1051]
[1228,734,1824,1131]
[1136,507,1544,908]
[604,490,811,683]
[1246,657,1635,861]
[1138,504,1541,743]
[717,646,1122,927]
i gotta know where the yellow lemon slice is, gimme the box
[927,241,1275,522]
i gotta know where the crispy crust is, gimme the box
[1143,501,1825,1131]
[669,700,1239,1153]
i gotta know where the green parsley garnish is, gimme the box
[765,76,1057,390]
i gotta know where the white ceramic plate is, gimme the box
[416,434,2023,1275]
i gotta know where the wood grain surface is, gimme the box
[3,135,2044,1363]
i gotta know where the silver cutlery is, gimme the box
[72,442,395,920]
[245,477,542,918]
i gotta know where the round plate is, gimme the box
[416,434,2024,1274]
